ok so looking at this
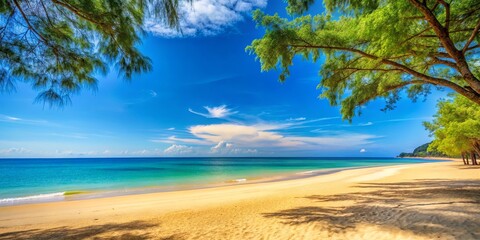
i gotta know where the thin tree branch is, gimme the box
[466,44,479,51]
[463,18,480,53]
[51,0,106,28]
[12,0,49,44]
[401,27,432,44]
[340,67,402,72]
[358,80,425,106]
[429,57,459,70]
[438,0,450,32]
[40,0,54,27]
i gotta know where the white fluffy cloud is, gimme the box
[150,108,379,155]
[211,141,233,153]
[145,0,267,37]
[210,141,257,154]
[164,144,194,154]
[186,123,377,150]
[360,148,367,153]
[189,105,237,119]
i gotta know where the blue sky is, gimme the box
[0,0,446,158]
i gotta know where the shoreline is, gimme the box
[0,158,436,207]
[397,156,461,161]
[0,167,345,207]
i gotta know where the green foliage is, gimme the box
[424,94,480,156]
[0,0,183,106]
[397,142,445,158]
[413,143,431,154]
[248,0,480,120]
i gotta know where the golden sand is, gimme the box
[1,160,479,240]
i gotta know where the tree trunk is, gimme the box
[472,151,478,165]
[461,152,467,165]
[466,153,470,165]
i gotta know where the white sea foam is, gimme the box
[234,178,247,182]
[0,192,65,205]
[297,170,315,175]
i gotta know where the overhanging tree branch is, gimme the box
[289,42,480,104]
[290,43,455,86]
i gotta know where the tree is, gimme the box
[424,94,480,165]
[0,0,183,106]
[247,0,480,120]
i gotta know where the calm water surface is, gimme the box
[0,157,435,205]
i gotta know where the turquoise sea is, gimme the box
[0,157,434,205]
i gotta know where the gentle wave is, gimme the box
[296,170,316,175]
[0,192,65,204]
[226,178,247,183]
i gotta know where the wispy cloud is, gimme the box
[145,0,267,37]
[359,117,433,126]
[49,133,89,139]
[5,116,20,121]
[359,122,373,126]
[149,90,158,97]
[48,132,114,139]
[22,149,165,157]
[287,117,306,121]
[151,135,210,145]
[124,90,159,105]
[0,147,31,155]
[382,117,433,122]
[0,114,48,125]
[188,105,238,119]
[311,117,433,131]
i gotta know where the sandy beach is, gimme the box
[1,159,479,240]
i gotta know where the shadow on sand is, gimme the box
[263,179,480,239]
[0,220,184,240]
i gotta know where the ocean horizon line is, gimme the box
[0,156,404,160]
